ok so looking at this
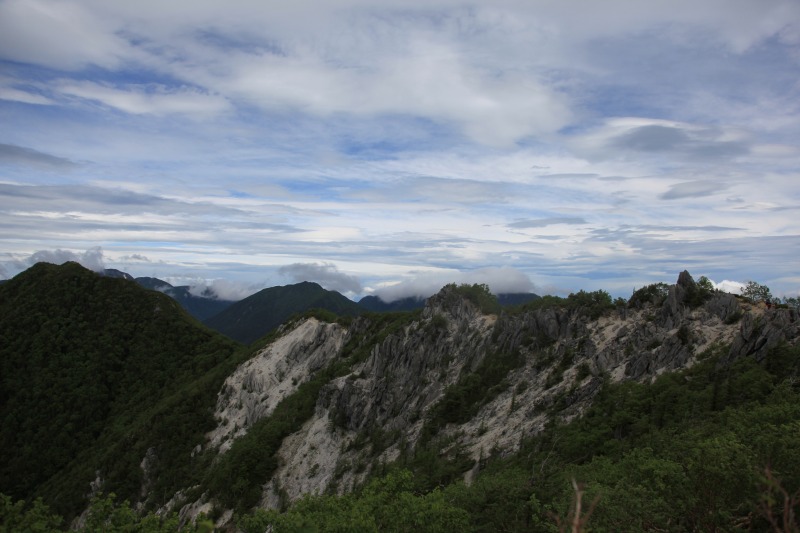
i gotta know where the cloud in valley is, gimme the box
[375,267,536,303]
[187,279,261,301]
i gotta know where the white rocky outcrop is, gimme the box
[169,274,798,522]
[206,318,346,453]
[253,278,798,510]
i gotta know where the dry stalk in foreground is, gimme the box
[551,479,600,533]
[760,467,800,533]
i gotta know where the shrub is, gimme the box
[566,290,614,320]
[451,283,501,315]
[742,281,773,303]
[629,283,670,308]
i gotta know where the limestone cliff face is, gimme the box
[175,272,799,523]
[207,318,347,453]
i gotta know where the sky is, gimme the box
[1,0,799,302]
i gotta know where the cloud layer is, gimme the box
[0,1,798,298]
[278,262,363,295]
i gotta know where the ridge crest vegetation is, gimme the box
[2,264,799,532]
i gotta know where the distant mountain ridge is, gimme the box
[2,263,799,531]
[132,276,235,322]
[204,281,364,344]
[100,268,541,342]
[98,270,237,322]
[359,292,540,312]
[101,268,134,280]
[207,286,543,344]
[358,294,427,312]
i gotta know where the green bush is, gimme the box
[742,281,773,303]
[629,283,669,308]
[450,283,501,315]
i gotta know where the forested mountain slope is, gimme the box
[203,281,364,344]
[189,273,798,506]
[170,271,798,530]
[134,276,235,322]
[0,262,241,520]
[2,267,799,532]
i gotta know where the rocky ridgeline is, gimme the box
[207,319,347,453]
[177,271,799,522]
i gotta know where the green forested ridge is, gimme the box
[518,287,617,319]
[0,262,242,519]
[245,341,800,532]
[134,276,235,322]
[203,281,364,344]
[4,342,799,532]
[2,265,799,532]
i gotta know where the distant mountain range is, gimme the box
[204,281,364,345]
[358,294,428,312]
[3,261,799,531]
[95,268,541,345]
[99,269,237,321]
[133,276,236,322]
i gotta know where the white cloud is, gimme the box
[278,262,362,294]
[713,279,746,295]
[186,27,571,146]
[57,82,231,116]
[0,144,77,169]
[187,279,260,301]
[0,0,131,70]
[660,180,726,200]
[375,266,535,302]
[0,86,53,105]
[4,246,107,275]
[118,253,151,263]
[570,118,753,165]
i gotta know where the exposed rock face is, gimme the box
[727,307,800,363]
[176,273,799,522]
[706,292,740,323]
[206,318,346,453]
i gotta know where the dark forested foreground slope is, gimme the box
[0,262,242,520]
[2,265,799,532]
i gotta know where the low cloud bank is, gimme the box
[713,279,746,294]
[29,247,106,271]
[278,262,362,295]
[1,247,106,277]
[375,267,535,303]
[187,279,261,301]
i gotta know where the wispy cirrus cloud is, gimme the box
[0,86,53,105]
[56,81,232,116]
[0,0,131,70]
[0,143,78,169]
[660,180,727,200]
[508,217,587,229]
